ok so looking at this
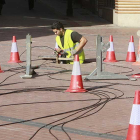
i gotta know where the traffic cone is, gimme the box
[104,35,118,62]
[65,54,87,93]
[131,73,140,78]
[126,90,140,140]
[8,36,22,63]
[0,65,4,73]
[126,36,136,62]
[133,38,140,65]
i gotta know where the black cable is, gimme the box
[29,91,103,139]
[59,90,124,139]
[0,95,101,127]
[28,110,82,140]
[48,88,125,139]
[0,98,103,108]
[0,86,130,140]
[0,44,137,140]
[29,89,122,140]
[0,68,25,85]
[48,94,110,140]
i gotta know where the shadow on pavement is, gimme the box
[0,0,110,41]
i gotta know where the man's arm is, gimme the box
[75,36,87,52]
[71,36,88,55]
[55,42,62,53]
[70,32,88,55]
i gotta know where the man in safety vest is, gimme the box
[51,21,87,64]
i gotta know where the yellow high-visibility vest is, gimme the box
[56,29,85,64]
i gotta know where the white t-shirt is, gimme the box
[55,42,59,50]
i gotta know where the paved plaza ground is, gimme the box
[0,0,140,140]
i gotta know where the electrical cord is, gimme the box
[0,63,134,139]
[48,100,107,140]
[0,94,102,127]
[0,67,25,85]
[56,89,125,140]
[47,90,118,140]
[28,88,124,139]
[29,91,104,139]
[0,45,137,140]
[0,80,133,140]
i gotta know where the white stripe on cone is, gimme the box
[11,43,18,52]
[130,104,140,125]
[72,61,81,75]
[107,42,114,51]
[128,42,135,52]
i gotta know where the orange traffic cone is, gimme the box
[104,35,118,62]
[65,54,87,93]
[8,36,22,63]
[0,65,4,73]
[126,36,136,62]
[133,38,140,65]
[126,90,140,140]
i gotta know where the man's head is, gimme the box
[51,21,64,36]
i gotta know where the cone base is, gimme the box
[126,52,136,62]
[0,70,4,73]
[104,59,118,62]
[8,60,22,63]
[132,62,140,65]
[126,124,140,140]
[8,52,22,63]
[65,88,87,93]
[126,60,136,62]
[66,75,87,93]
[104,51,117,62]
[131,74,140,78]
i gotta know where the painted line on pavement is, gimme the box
[0,115,125,140]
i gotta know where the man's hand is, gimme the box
[53,50,58,55]
[53,48,62,55]
[71,49,77,55]
[60,50,67,55]
[55,48,62,53]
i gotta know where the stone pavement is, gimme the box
[0,0,140,140]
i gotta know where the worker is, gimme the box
[51,21,87,64]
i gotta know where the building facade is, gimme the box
[79,0,140,27]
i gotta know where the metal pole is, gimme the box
[26,34,32,76]
[85,35,129,80]
[20,34,33,79]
